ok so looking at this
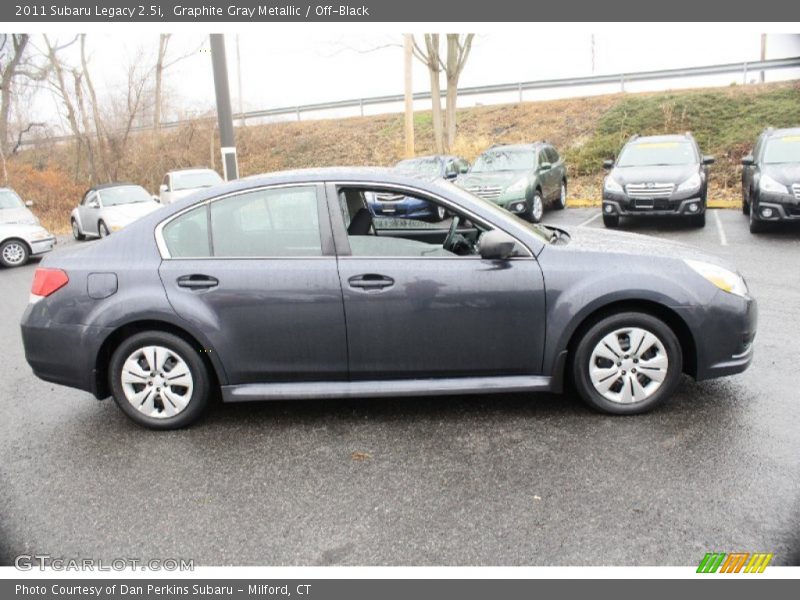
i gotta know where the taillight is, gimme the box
[30,268,69,301]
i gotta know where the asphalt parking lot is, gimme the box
[1,207,798,567]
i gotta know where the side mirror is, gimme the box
[702,155,715,165]
[25,200,33,207]
[479,230,516,260]
[88,200,100,209]
[741,155,754,166]
[152,195,161,203]
[539,161,552,171]
[445,171,458,180]
[603,159,615,170]
[159,183,168,194]
[460,164,470,174]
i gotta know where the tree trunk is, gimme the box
[79,35,109,180]
[0,34,30,157]
[424,35,445,154]
[154,34,169,131]
[403,34,414,158]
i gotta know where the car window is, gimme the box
[210,186,322,257]
[172,170,223,191]
[547,147,560,163]
[617,141,697,167]
[98,186,152,206]
[762,135,800,164]
[162,205,211,258]
[471,149,535,172]
[0,189,25,209]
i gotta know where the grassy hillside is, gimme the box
[7,80,800,232]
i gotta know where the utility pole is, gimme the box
[403,34,414,158]
[210,34,238,181]
[236,34,245,127]
[591,34,595,74]
[760,34,767,83]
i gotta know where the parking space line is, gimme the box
[577,212,601,228]
[712,210,728,246]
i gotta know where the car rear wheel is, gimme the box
[528,191,544,223]
[109,331,210,429]
[0,239,30,268]
[71,219,85,241]
[555,181,567,210]
[602,214,619,228]
[572,312,682,414]
[98,221,110,238]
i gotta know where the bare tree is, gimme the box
[443,34,474,150]
[153,34,199,131]
[411,34,445,154]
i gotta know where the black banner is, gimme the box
[4,0,800,22]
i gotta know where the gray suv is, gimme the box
[602,133,714,228]
[457,142,567,222]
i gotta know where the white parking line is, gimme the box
[712,210,728,246]
[577,212,602,228]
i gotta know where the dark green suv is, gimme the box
[456,142,568,222]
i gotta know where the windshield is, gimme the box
[0,189,25,209]
[395,158,442,177]
[762,135,800,164]
[617,141,697,167]
[471,150,534,173]
[98,185,153,207]
[172,170,223,191]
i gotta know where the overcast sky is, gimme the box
[31,31,800,126]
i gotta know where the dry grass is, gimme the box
[6,81,797,233]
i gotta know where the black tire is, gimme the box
[749,203,767,234]
[109,331,211,429]
[571,312,683,415]
[602,214,619,228]
[98,220,110,238]
[742,191,750,215]
[0,238,30,268]
[71,219,85,241]
[689,212,706,228]
[527,191,544,223]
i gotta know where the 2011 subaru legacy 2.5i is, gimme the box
[20,168,756,429]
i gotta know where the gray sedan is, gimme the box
[21,168,756,429]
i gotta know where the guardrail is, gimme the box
[20,56,800,145]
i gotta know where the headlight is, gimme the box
[685,259,748,298]
[676,172,702,193]
[505,178,528,194]
[604,176,624,194]
[759,174,788,194]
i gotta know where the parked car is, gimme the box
[0,187,55,268]
[368,155,470,222]
[70,183,162,240]
[159,168,223,204]
[741,126,800,233]
[602,133,713,228]
[456,142,567,223]
[21,167,756,429]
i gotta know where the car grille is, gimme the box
[792,183,800,200]
[625,183,675,199]
[467,186,503,202]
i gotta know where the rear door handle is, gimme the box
[348,274,394,290]
[176,274,219,290]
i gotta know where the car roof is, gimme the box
[241,166,439,187]
[629,134,693,144]
[484,143,544,152]
[763,126,800,137]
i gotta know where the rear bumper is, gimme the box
[20,310,110,397]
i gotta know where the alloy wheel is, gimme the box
[1,241,27,266]
[531,193,544,222]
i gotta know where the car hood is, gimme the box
[103,202,161,222]
[0,206,38,225]
[761,163,800,186]
[610,164,697,185]
[557,225,736,271]
[457,171,527,190]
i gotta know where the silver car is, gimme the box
[70,183,162,240]
[158,168,223,205]
[0,187,55,268]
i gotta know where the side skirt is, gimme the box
[222,375,553,403]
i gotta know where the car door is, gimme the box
[327,182,547,380]
[158,183,348,384]
[79,191,101,235]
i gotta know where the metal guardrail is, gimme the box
[21,57,800,145]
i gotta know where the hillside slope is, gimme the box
[8,80,800,232]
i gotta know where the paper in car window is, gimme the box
[780,136,800,142]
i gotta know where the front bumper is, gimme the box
[677,291,757,381]
[603,192,704,217]
[752,190,800,222]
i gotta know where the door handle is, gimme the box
[176,274,219,290]
[348,274,394,290]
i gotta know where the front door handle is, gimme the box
[348,274,394,290]
[176,274,219,290]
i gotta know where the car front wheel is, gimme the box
[109,331,211,429]
[0,239,30,268]
[71,219,85,241]
[528,191,544,223]
[602,214,619,228]
[555,181,567,210]
[98,221,110,238]
[572,312,682,414]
